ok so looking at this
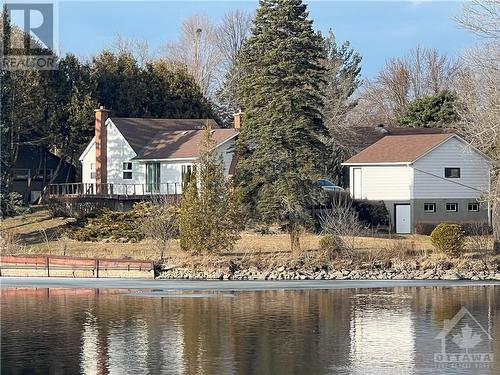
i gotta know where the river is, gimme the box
[1,280,499,374]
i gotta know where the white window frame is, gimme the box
[90,163,96,180]
[446,203,458,212]
[444,167,461,178]
[468,202,479,212]
[423,203,436,213]
[123,162,133,180]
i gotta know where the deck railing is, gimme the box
[47,182,183,198]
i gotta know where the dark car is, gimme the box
[317,178,345,193]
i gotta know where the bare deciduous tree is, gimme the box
[111,33,152,67]
[215,10,252,125]
[161,14,222,97]
[216,10,252,70]
[454,1,500,252]
[319,195,366,253]
[456,0,500,40]
[355,46,458,126]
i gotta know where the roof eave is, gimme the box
[341,162,412,166]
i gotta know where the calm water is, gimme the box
[1,286,499,374]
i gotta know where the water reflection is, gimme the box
[1,286,499,374]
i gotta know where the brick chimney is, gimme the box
[95,106,109,186]
[233,110,243,129]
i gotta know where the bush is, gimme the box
[319,200,365,252]
[1,192,31,218]
[417,221,492,236]
[319,234,345,259]
[179,126,240,254]
[141,203,179,260]
[430,223,466,256]
[352,200,389,226]
[66,202,153,242]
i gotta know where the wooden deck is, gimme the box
[44,183,181,216]
[46,182,183,199]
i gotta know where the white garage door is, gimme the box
[395,204,411,234]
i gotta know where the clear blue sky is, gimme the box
[56,0,474,79]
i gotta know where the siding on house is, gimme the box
[106,120,143,186]
[81,139,96,185]
[348,165,413,201]
[80,120,236,194]
[343,134,491,233]
[412,137,490,199]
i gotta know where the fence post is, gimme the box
[95,259,99,278]
[46,256,50,277]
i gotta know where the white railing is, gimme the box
[47,183,183,197]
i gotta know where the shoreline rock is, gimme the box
[157,264,500,281]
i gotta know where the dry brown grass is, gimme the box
[2,209,491,270]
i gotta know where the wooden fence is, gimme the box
[0,255,154,278]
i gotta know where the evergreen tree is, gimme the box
[90,50,145,117]
[143,61,214,119]
[1,8,48,189]
[179,124,240,253]
[236,0,329,252]
[397,90,459,128]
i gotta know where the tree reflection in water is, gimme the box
[1,286,499,374]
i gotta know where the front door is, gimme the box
[145,162,160,193]
[395,204,411,234]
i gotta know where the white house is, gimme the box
[342,133,491,234]
[79,107,239,196]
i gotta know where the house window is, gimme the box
[34,169,53,180]
[12,169,30,180]
[446,203,458,212]
[181,165,194,185]
[424,203,436,213]
[468,203,479,212]
[445,168,461,178]
[90,163,96,179]
[123,162,133,180]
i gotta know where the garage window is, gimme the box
[468,203,479,212]
[446,203,458,212]
[424,203,436,213]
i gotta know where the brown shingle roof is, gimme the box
[107,117,237,160]
[111,117,219,155]
[133,129,238,160]
[343,134,454,164]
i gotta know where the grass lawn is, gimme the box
[1,208,437,262]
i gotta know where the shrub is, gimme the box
[352,200,389,226]
[141,203,179,260]
[430,223,466,256]
[319,199,365,252]
[1,192,31,218]
[179,126,240,254]
[66,202,154,242]
[319,234,345,259]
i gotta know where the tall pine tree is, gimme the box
[236,0,329,252]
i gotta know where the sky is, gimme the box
[52,1,477,79]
